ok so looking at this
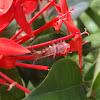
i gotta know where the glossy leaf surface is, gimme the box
[87,51,100,98]
[26,58,86,100]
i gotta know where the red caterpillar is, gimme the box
[32,40,70,64]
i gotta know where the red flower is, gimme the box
[0,37,49,70]
[0,0,90,94]
[0,38,30,69]
[0,0,40,37]
[58,1,83,70]
[0,38,30,55]
[21,0,38,15]
[50,0,89,74]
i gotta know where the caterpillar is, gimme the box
[32,40,70,64]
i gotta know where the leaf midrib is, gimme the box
[28,83,82,98]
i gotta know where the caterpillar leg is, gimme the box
[33,59,36,65]
[31,48,37,64]
[50,40,57,59]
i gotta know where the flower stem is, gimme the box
[10,0,56,40]
[0,71,31,94]
[16,36,30,44]
[26,34,75,49]
[13,55,34,60]
[13,53,67,60]
[14,17,59,44]
[14,35,30,43]
[16,62,49,70]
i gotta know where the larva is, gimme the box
[32,40,70,64]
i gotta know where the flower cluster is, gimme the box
[0,0,88,93]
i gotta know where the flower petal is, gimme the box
[14,1,34,38]
[0,56,15,69]
[75,35,82,74]
[23,0,38,15]
[68,40,77,52]
[53,19,63,34]
[59,0,68,14]
[0,38,30,55]
[69,36,83,74]
[0,3,14,32]
[64,17,80,35]
[0,0,13,15]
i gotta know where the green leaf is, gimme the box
[87,51,100,97]
[87,72,100,100]
[91,65,100,100]
[0,68,25,100]
[31,15,46,30]
[83,32,100,50]
[48,0,92,34]
[19,33,64,87]
[93,72,100,91]
[77,18,86,32]
[49,0,92,20]
[87,98,97,100]
[0,20,16,38]
[30,32,64,46]
[85,7,100,27]
[84,61,96,81]
[90,0,100,15]
[67,0,92,20]
[26,58,86,100]
[83,42,91,56]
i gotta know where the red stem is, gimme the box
[13,53,68,60]
[10,0,56,40]
[16,62,49,70]
[14,17,59,44]
[26,34,75,49]
[0,71,31,94]
[12,35,75,60]
[16,36,30,44]
[14,35,30,43]
[13,55,33,60]
[52,2,83,75]
[79,59,82,75]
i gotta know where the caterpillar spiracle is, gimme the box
[32,40,70,64]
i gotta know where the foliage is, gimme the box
[0,0,100,100]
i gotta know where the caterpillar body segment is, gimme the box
[32,40,70,64]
